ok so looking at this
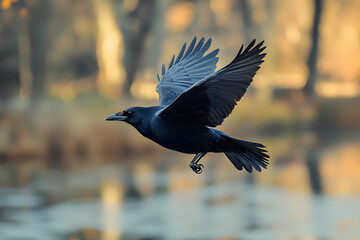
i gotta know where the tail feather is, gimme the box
[224,139,269,173]
[210,128,269,173]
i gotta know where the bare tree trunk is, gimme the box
[303,0,323,95]
[17,17,33,100]
[236,0,255,43]
[147,0,169,73]
[120,0,156,98]
[28,0,50,102]
[0,8,21,101]
[92,0,125,99]
[303,0,324,195]
[191,1,217,33]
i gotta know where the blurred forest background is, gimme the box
[0,0,360,239]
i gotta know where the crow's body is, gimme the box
[106,37,269,173]
[152,117,213,154]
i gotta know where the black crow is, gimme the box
[106,37,269,174]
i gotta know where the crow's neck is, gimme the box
[132,118,152,138]
[130,106,160,139]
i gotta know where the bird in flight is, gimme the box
[106,37,269,174]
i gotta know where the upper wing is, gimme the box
[159,40,266,127]
[156,37,219,106]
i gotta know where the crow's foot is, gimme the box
[190,163,204,174]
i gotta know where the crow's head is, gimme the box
[105,107,145,127]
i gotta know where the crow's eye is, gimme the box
[124,110,133,117]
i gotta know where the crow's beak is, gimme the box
[105,113,128,121]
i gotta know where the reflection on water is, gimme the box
[0,139,359,240]
[101,179,123,240]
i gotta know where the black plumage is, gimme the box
[106,37,269,174]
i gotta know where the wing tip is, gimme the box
[183,36,198,58]
[168,55,175,70]
[161,63,166,76]
[234,39,267,60]
[245,39,256,52]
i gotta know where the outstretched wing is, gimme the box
[160,40,266,127]
[156,37,219,106]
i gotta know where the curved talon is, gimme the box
[190,163,204,174]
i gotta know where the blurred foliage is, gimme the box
[0,0,359,101]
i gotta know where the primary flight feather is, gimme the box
[106,37,269,174]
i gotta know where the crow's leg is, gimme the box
[190,152,206,174]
